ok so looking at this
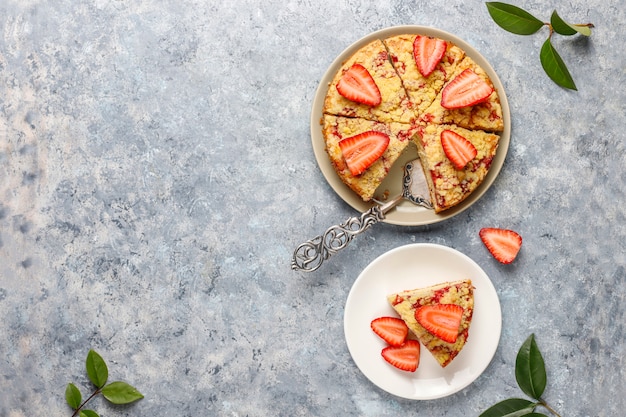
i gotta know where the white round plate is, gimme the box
[311,26,511,226]
[344,243,502,400]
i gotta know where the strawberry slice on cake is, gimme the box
[441,68,493,109]
[338,131,389,176]
[440,129,478,170]
[415,304,464,343]
[413,35,448,77]
[336,63,382,107]
[387,279,474,368]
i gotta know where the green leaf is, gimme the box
[550,11,578,36]
[65,383,82,409]
[479,398,536,417]
[80,410,100,417]
[515,334,548,399]
[540,38,577,90]
[486,2,545,35]
[86,350,109,388]
[551,10,593,36]
[101,381,144,405]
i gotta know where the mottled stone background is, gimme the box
[0,1,624,416]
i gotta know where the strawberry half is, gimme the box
[336,63,382,106]
[413,35,447,77]
[441,68,494,109]
[440,129,477,169]
[479,227,522,264]
[381,340,421,372]
[338,131,390,176]
[371,317,409,347]
[415,304,464,344]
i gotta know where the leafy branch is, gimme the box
[480,334,562,417]
[486,2,594,90]
[65,350,144,417]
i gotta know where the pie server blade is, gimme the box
[291,159,432,272]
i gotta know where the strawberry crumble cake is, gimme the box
[387,279,474,367]
[320,31,505,213]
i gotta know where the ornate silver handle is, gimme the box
[291,206,385,272]
[291,194,404,272]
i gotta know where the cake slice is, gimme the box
[383,34,465,117]
[387,279,474,368]
[322,115,418,201]
[420,56,504,132]
[414,123,499,213]
[323,39,415,124]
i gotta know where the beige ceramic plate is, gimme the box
[310,26,511,226]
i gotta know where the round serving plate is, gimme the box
[311,26,511,226]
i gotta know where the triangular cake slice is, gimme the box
[383,34,465,117]
[323,39,415,124]
[387,279,474,368]
[421,56,504,132]
[414,123,499,213]
[322,115,419,201]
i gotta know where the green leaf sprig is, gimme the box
[480,334,562,417]
[65,349,144,417]
[486,2,594,90]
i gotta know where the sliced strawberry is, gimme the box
[415,304,464,344]
[338,131,390,176]
[413,35,447,77]
[371,317,409,347]
[381,340,420,372]
[440,129,477,169]
[441,69,494,109]
[479,227,522,264]
[336,63,382,106]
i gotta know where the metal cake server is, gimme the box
[291,159,433,272]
